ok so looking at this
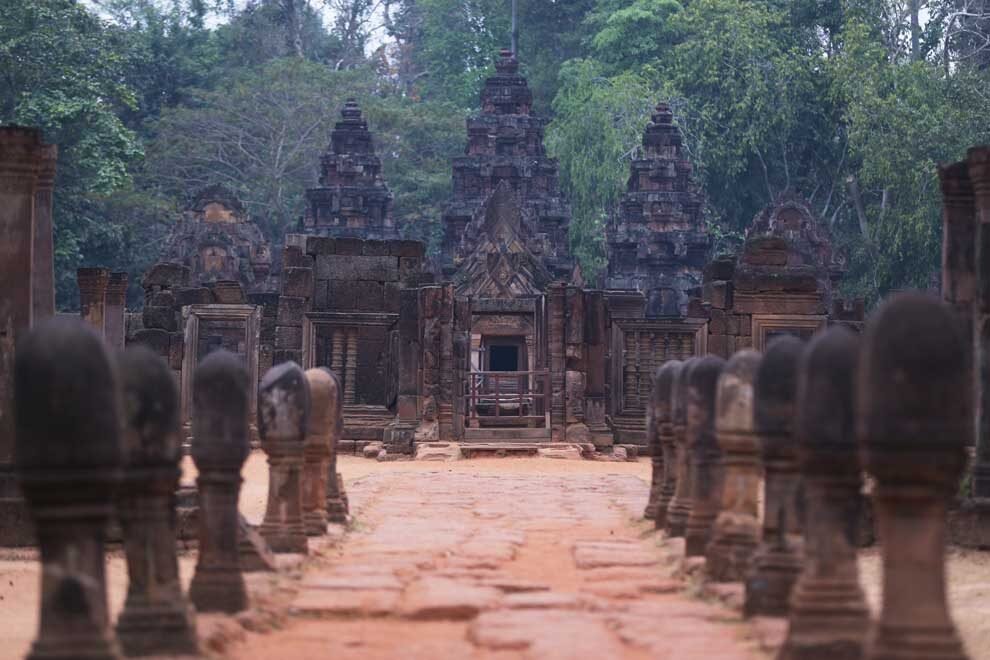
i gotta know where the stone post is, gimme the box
[707,349,762,581]
[968,146,990,497]
[302,368,332,535]
[859,293,969,660]
[665,358,697,537]
[745,335,805,617]
[32,144,57,323]
[15,318,122,659]
[584,291,612,447]
[548,283,567,441]
[258,361,310,553]
[115,346,198,656]
[322,367,348,523]
[684,355,726,557]
[0,127,41,548]
[779,327,869,659]
[189,350,250,613]
[647,360,681,526]
[104,272,128,351]
[78,267,109,337]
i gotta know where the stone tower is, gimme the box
[160,184,275,293]
[302,99,396,239]
[439,49,573,280]
[605,103,710,317]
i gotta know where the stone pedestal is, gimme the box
[104,272,128,351]
[189,350,250,613]
[258,362,310,553]
[684,356,726,557]
[115,347,198,656]
[15,318,122,659]
[779,327,868,660]
[707,350,761,582]
[745,336,805,617]
[666,358,697,537]
[859,293,969,660]
[303,368,335,535]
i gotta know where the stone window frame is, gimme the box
[751,314,827,352]
[180,304,261,425]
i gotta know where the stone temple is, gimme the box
[70,49,860,457]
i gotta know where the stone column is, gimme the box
[32,144,57,323]
[331,328,345,378]
[322,367,348,523]
[0,127,41,548]
[647,360,681,526]
[303,368,332,535]
[15,317,122,659]
[343,329,358,405]
[548,284,567,441]
[967,146,990,497]
[258,362,309,554]
[779,327,869,659]
[665,358,697,537]
[78,267,109,337]
[189,350,250,613]
[706,350,762,581]
[859,293,969,660]
[745,335,805,617]
[115,346,198,656]
[383,289,420,454]
[103,272,128,351]
[684,355,726,557]
[583,291,612,447]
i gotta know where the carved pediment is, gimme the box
[453,182,554,297]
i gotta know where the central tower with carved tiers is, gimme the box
[439,49,573,280]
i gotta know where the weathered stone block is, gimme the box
[283,245,314,269]
[384,282,401,313]
[210,280,245,304]
[313,280,330,310]
[148,290,176,309]
[132,328,170,355]
[248,292,281,317]
[275,325,303,350]
[708,334,729,357]
[282,267,314,298]
[390,240,425,258]
[277,296,307,327]
[259,317,277,341]
[736,314,752,336]
[363,240,388,256]
[703,281,732,309]
[143,305,178,331]
[709,309,729,335]
[306,236,335,256]
[168,332,184,370]
[732,294,825,315]
[175,287,214,307]
[143,262,190,289]
[273,349,302,366]
[399,257,422,278]
[703,256,736,282]
[734,268,818,293]
[335,237,365,255]
[316,255,399,282]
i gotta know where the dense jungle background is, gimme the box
[3,0,990,308]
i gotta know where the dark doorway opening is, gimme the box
[489,345,519,372]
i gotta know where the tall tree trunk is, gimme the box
[910,0,921,61]
[283,0,304,58]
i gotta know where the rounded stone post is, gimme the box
[707,349,762,581]
[779,327,869,660]
[684,355,726,557]
[115,346,198,656]
[744,336,805,617]
[14,318,122,659]
[321,367,348,523]
[303,368,333,535]
[258,361,310,553]
[104,272,128,351]
[189,350,250,613]
[859,293,969,660]
[644,363,670,520]
[650,360,682,529]
[666,357,697,537]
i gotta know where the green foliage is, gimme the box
[547,60,659,281]
[585,0,682,72]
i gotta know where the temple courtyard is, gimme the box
[1,454,988,659]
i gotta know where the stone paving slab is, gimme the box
[232,469,770,659]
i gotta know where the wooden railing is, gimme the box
[465,370,550,428]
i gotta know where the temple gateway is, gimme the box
[107,49,860,456]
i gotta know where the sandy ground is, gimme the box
[0,453,987,658]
